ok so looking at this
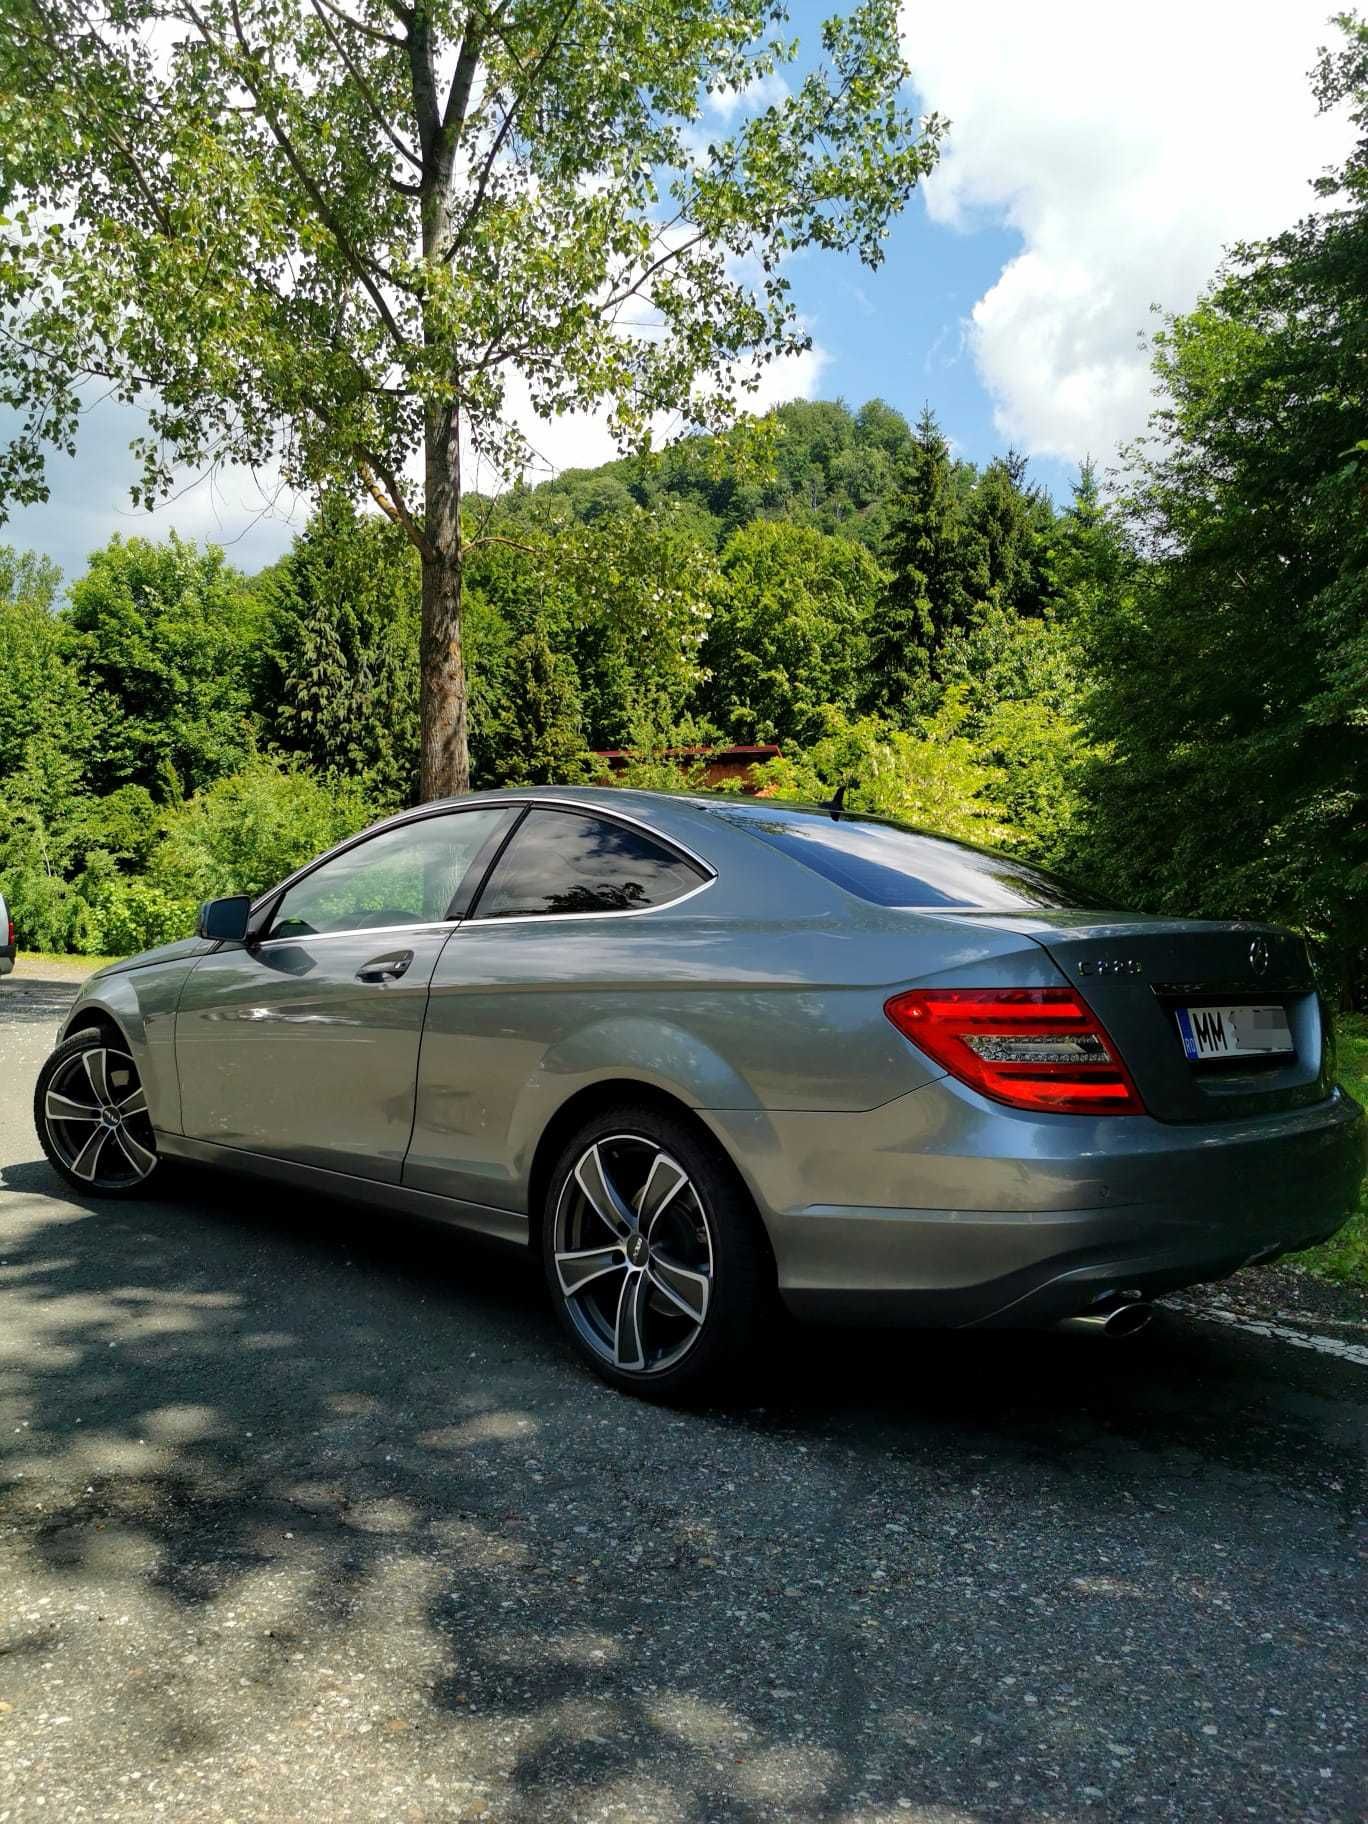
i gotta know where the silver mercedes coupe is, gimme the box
[35,787,1366,1396]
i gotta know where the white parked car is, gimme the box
[0,888,14,977]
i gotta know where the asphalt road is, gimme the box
[1,969,1365,1824]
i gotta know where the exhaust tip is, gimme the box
[1102,1301,1154,1339]
[1055,1298,1155,1339]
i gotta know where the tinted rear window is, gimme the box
[730,812,1091,911]
[474,809,707,919]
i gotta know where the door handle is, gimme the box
[356,949,414,984]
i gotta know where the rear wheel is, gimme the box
[35,1028,162,1197]
[542,1105,769,1400]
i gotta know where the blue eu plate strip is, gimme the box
[1175,1006,1199,1061]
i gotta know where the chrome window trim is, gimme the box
[249,801,520,922]
[254,920,460,951]
[249,794,717,923]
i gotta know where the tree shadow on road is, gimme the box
[1,1158,1363,1823]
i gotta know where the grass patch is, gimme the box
[1294,1012,1368,1289]
[16,950,126,973]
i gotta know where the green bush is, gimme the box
[85,878,198,956]
[4,868,103,955]
[748,696,1006,845]
[147,758,376,903]
[1295,1015,1368,1286]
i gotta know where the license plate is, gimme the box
[1175,1004,1293,1061]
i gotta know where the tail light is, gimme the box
[5,918,12,948]
[885,987,1146,1115]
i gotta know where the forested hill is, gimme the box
[0,394,1106,970]
[523,396,978,553]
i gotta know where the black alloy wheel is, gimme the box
[35,1028,161,1197]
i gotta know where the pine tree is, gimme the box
[495,630,593,785]
[261,495,420,804]
[970,452,1052,617]
[864,406,983,719]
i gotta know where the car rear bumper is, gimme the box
[702,1083,1367,1328]
[0,950,13,977]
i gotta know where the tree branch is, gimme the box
[443,0,576,262]
[355,449,432,558]
[24,0,176,239]
[462,532,543,555]
[309,0,422,172]
[358,460,404,525]
[313,0,406,48]
[442,25,484,138]
[597,230,710,318]
[406,7,442,165]
[183,0,414,349]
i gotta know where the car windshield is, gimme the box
[718,807,1094,911]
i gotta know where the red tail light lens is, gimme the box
[885,987,1146,1115]
[5,919,12,948]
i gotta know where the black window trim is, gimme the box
[446,806,527,920]
[463,801,715,926]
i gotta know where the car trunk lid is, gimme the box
[934,911,1329,1123]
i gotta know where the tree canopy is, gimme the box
[0,0,943,795]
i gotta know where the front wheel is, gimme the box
[35,1028,162,1197]
[542,1104,770,1401]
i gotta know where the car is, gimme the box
[33,786,1366,1397]
[0,887,14,979]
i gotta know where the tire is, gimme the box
[34,1027,163,1198]
[541,1102,770,1401]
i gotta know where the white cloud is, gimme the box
[706,70,790,123]
[0,395,302,585]
[900,0,1355,462]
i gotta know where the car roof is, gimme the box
[402,784,850,854]
[418,788,1084,906]
[418,783,840,827]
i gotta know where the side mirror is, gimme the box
[197,894,253,943]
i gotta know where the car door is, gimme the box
[404,804,714,1208]
[175,805,514,1181]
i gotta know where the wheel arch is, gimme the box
[61,1004,130,1048]
[57,976,185,1136]
[525,1078,777,1285]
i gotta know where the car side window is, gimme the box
[267,808,509,941]
[473,809,706,920]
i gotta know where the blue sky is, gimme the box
[768,0,1065,495]
[781,207,1054,480]
[2,1,1350,584]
